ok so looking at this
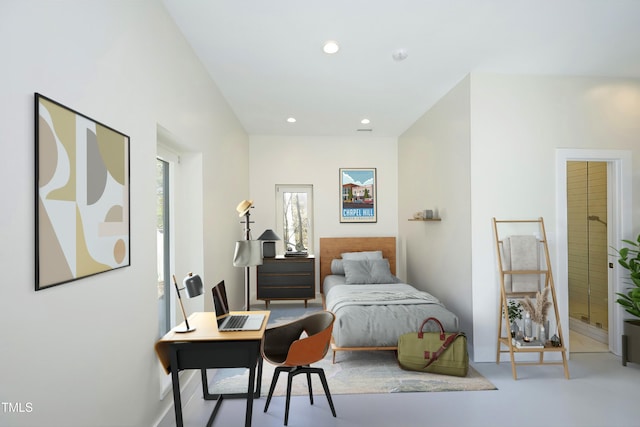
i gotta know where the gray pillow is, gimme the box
[343,259,397,284]
[330,259,345,275]
[341,250,383,260]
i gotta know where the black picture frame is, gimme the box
[35,93,130,290]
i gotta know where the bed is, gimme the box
[320,236,459,362]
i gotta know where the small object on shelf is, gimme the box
[512,338,544,349]
[510,321,520,338]
[412,210,437,220]
[523,312,533,341]
[506,300,523,338]
[538,321,549,342]
[284,250,309,257]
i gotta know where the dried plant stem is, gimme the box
[520,287,552,324]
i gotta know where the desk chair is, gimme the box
[261,311,337,425]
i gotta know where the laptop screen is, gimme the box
[212,280,230,319]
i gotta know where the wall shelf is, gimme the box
[408,218,441,221]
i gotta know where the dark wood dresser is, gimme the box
[256,255,315,308]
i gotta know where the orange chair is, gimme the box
[261,311,337,425]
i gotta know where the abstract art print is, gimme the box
[339,168,377,223]
[35,93,130,290]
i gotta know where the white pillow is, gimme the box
[341,250,383,260]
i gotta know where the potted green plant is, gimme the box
[507,300,523,338]
[613,234,640,366]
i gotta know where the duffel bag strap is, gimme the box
[423,333,463,368]
[418,317,445,340]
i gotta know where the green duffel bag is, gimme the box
[397,317,469,377]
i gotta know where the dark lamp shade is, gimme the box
[183,273,204,298]
[258,229,281,241]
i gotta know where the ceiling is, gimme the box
[162,0,640,137]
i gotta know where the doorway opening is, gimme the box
[556,148,632,357]
[566,161,609,352]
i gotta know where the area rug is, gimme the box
[207,304,496,395]
[207,349,496,396]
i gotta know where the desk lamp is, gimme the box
[173,272,204,333]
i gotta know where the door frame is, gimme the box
[556,148,632,356]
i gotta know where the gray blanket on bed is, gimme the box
[325,282,459,348]
[327,283,442,312]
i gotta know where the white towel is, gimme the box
[502,235,539,293]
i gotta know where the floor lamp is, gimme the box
[233,200,263,311]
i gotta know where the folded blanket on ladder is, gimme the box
[502,235,539,293]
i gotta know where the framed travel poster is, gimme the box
[35,93,130,290]
[339,168,377,223]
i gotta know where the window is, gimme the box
[156,144,179,338]
[156,157,173,337]
[156,129,205,397]
[276,185,313,253]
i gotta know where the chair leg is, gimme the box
[306,368,314,405]
[317,368,337,418]
[285,371,294,426]
[264,366,286,413]
[276,366,337,425]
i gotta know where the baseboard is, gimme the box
[570,317,608,343]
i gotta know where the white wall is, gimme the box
[249,135,399,300]
[469,74,640,362]
[0,1,248,426]
[399,73,640,363]
[398,76,474,353]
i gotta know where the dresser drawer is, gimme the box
[258,286,314,299]
[258,274,313,287]
[259,258,314,273]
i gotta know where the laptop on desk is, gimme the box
[212,280,265,331]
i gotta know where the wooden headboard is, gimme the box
[319,237,396,294]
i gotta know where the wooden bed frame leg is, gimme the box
[332,350,336,364]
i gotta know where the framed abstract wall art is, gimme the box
[339,168,377,223]
[35,93,130,290]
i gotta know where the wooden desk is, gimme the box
[155,311,270,427]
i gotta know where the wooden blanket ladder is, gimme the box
[493,217,570,379]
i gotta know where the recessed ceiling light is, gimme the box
[361,118,370,124]
[287,117,296,123]
[392,48,408,61]
[323,40,340,54]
